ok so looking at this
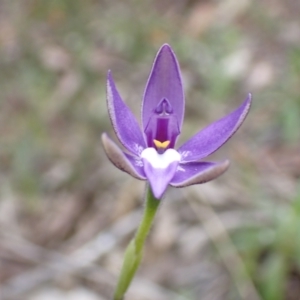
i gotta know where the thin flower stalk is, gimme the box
[113,186,159,300]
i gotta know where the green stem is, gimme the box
[113,185,160,300]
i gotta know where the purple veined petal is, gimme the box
[101,133,146,180]
[107,71,146,156]
[178,94,252,163]
[170,160,230,187]
[142,44,185,133]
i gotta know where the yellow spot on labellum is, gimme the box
[153,139,170,149]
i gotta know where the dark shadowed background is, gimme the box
[1,1,300,299]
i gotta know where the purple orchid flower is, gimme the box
[102,44,251,199]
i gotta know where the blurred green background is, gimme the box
[1,0,300,299]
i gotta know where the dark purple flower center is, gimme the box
[144,98,180,153]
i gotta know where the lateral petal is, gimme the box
[178,94,252,162]
[101,133,146,180]
[170,160,229,187]
[107,71,146,156]
[142,44,185,134]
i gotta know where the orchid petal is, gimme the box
[142,44,185,134]
[107,71,146,156]
[178,94,252,162]
[141,148,180,198]
[170,160,229,187]
[101,133,146,180]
